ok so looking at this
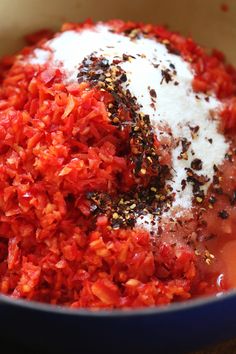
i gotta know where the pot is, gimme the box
[0,0,235,353]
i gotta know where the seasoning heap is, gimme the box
[77,54,173,229]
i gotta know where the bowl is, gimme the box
[0,0,235,353]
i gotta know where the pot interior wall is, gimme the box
[0,0,235,63]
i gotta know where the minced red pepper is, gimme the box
[0,20,235,309]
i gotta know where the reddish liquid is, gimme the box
[202,148,236,291]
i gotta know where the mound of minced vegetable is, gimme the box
[0,20,236,309]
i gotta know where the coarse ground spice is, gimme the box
[0,20,235,309]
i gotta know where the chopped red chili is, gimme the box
[0,20,235,309]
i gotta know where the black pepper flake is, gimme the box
[191,158,203,171]
[165,44,180,56]
[149,89,157,98]
[120,73,127,82]
[209,196,217,204]
[214,187,223,195]
[230,191,236,205]
[225,152,233,162]
[178,138,191,160]
[122,53,129,61]
[189,125,199,139]
[150,102,156,109]
[186,169,209,185]
[181,179,187,191]
[122,53,136,61]
[160,69,173,84]
[65,193,75,203]
[123,28,141,40]
[218,210,229,219]
[204,234,216,241]
[100,58,109,68]
[213,175,219,185]
[185,167,209,201]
